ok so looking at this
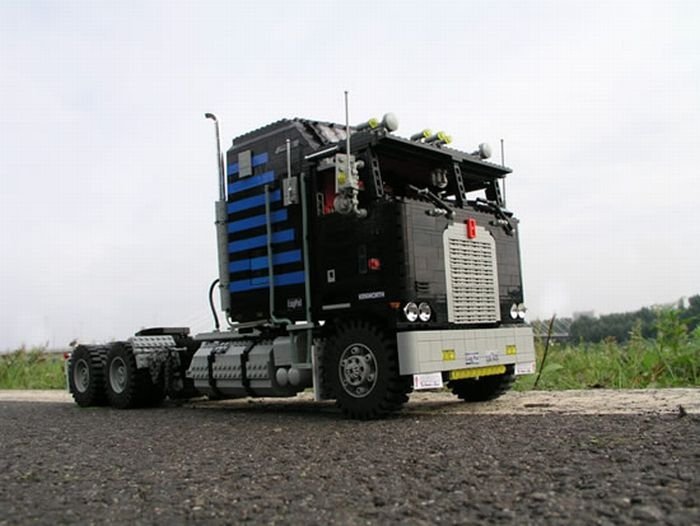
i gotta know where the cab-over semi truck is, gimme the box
[68,110,536,419]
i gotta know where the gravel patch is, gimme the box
[2,388,697,415]
[0,395,698,524]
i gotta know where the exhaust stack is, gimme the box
[204,113,231,316]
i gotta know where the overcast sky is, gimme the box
[1,0,698,350]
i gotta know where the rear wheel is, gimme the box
[104,343,162,409]
[448,367,515,402]
[68,345,108,407]
[323,320,411,419]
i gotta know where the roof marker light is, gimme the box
[410,129,432,141]
[425,131,451,145]
[355,113,398,133]
[381,113,399,132]
[471,143,492,159]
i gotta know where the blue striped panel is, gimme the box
[228,229,295,254]
[250,275,268,286]
[228,171,275,194]
[229,271,306,293]
[227,209,288,233]
[227,189,281,214]
[229,250,302,273]
[227,152,269,176]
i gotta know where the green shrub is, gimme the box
[3,323,699,392]
[516,316,700,390]
[0,348,66,389]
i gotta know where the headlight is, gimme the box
[418,302,432,322]
[517,303,527,319]
[510,303,519,320]
[403,302,419,322]
[510,302,527,320]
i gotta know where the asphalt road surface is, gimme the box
[0,390,698,525]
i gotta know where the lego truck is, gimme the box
[67,109,536,419]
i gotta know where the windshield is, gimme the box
[376,149,503,206]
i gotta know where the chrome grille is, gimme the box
[444,224,500,324]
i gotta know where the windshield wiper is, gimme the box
[471,198,514,235]
[408,184,455,219]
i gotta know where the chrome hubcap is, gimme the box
[73,359,90,392]
[339,343,378,398]
[109,357,127,394]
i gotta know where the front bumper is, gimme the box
[396,326,536,376]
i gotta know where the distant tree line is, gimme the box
[567,295,700,343]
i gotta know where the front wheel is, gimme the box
[323,320,412,420]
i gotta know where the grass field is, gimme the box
[513,330,700,391]
[2,327,698,391]
[0,348,66,389]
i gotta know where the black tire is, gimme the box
[323,320,412,420]
[448,367,515,402]
[68,345,108,407]
[104,343,161,409]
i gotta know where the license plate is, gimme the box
[413,372,444,390]
[515,361,536,375]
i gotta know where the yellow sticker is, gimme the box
[449,365,506,381]
[506,345,517,355]
[442,349,456,361]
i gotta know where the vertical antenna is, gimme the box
[500,138,506,207]
[286,138,292,179]
[344,90,351,179]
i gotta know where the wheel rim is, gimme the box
[338,343,378,398]
[109,356,128,394]
[73,359,90,393]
